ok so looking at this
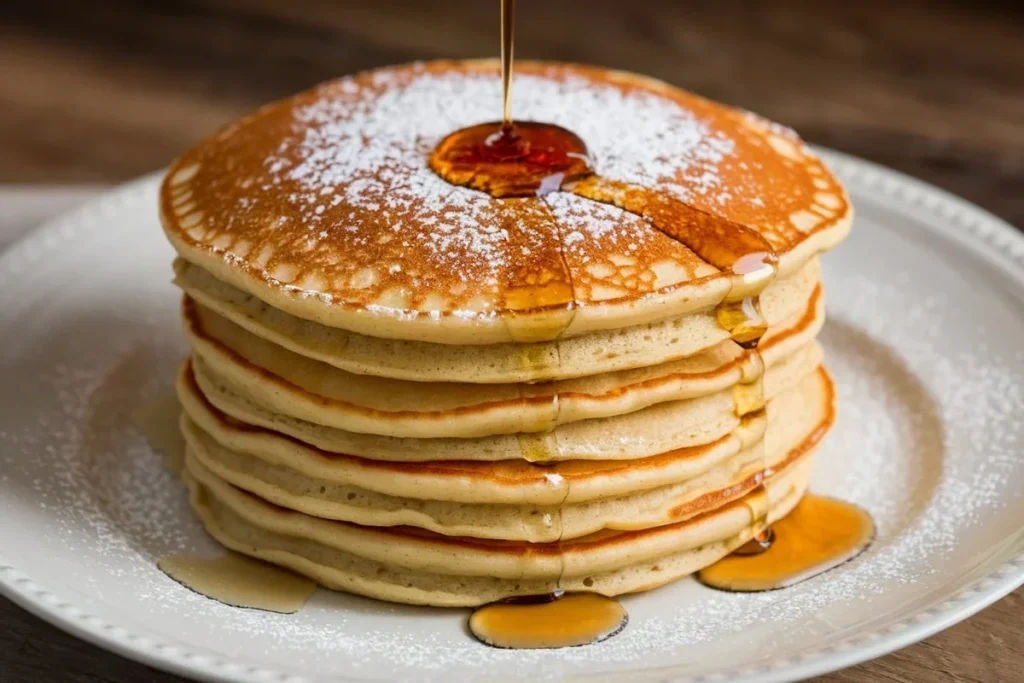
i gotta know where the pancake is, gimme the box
[183,341,822,462]
[182,280,824,438]
[161,60,850,346]
[184,445,815,606]
[156,59,853,609]
[173,254,821,384]
[181,364,832,542]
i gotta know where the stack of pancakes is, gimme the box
[160,61,851,606]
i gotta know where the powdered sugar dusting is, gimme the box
[168,63,843,321]
[274,67,733,205]
[2,174,1023,680]
[263,67,734,277]
[545,192,652,263]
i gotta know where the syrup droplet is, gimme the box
[740,482,771,544]
[158,553,317,613]
[716,297,769,350]
[733,527,775,556]
[469,592,628,649]
[516,430,560,463]
[731,380,766,418]
[697,494,875,592]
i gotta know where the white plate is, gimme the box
[1,150,1022,683]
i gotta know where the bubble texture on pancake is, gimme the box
[161,60,851,344]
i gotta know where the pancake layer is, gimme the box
[186,340,820,462]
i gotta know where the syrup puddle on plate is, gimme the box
[158,554,317,614]
[697,493,876,592]
[132,391,186,476]
[469,592,628,649]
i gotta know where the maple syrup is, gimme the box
[432,0,871,632]
[500,0,515,127]
[158,553,317,613]
[430,121,593,198]
[739,484,772,549]
[429,0,593,199]
[733,528,775,556]
[469,592,627,649]
[517,428,561,463]
[428,0,779,406]
[132,392,186,477]
[697,494,875,592]
[732,382,766,418]
[731,349,766,420]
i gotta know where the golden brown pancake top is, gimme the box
[162,60,848,340]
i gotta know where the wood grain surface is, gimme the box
[1,1,1021,681]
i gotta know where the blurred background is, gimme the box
[2,0,1022,224]
[0,2,1022,682]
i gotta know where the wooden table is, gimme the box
[2,1,1021,680]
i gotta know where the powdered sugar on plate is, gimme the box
[1,171,1023,681]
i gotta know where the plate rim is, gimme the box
[1,149,1023,683]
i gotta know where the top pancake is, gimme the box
[161,60,851,344]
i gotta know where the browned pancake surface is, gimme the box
[162,61,849,341]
